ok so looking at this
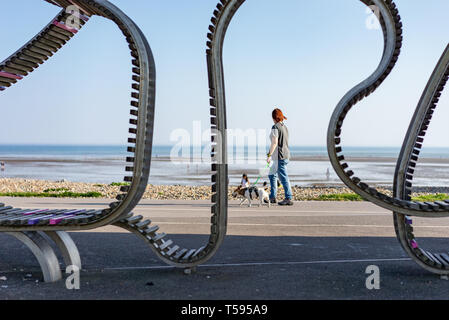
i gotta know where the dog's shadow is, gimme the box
[228,200,271,209]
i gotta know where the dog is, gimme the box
[232,182,270,207]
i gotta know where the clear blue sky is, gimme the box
[0,0,448,147]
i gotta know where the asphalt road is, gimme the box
[1,198,449,300]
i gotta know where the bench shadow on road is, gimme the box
[1,232,448,299]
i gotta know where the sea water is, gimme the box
[0,145,448,186]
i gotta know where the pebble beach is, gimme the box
[0,178,447,201]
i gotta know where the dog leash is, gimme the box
[252,161,271,186]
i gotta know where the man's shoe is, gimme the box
[269,198,277,204]
[278,199,294,206]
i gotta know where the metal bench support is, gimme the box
[6,231,62,283]
[5,231,81,283]
[44,231,82,270]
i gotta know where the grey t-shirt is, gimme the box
[270,122,290,160]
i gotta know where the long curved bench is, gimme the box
[2,0,448,281]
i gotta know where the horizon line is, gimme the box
[0,143,448,149]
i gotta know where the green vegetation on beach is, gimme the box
[412,194,449,202]
[309,193,449,202]
[310,193,449,202]
[43,187,70,193]
[312,193,364,201]
[0,191,444,201]
[110,182,131,186]
[0,191,103,198]
[0,185,104,198]
[0,178,447,201]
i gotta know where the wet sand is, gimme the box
[0,155,448,187]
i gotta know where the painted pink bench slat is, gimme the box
[0,71,23,80]
[53,20,78,34]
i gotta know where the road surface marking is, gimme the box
[101,257,412,271]
[139,207,389,214]
[151,222,449,228]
